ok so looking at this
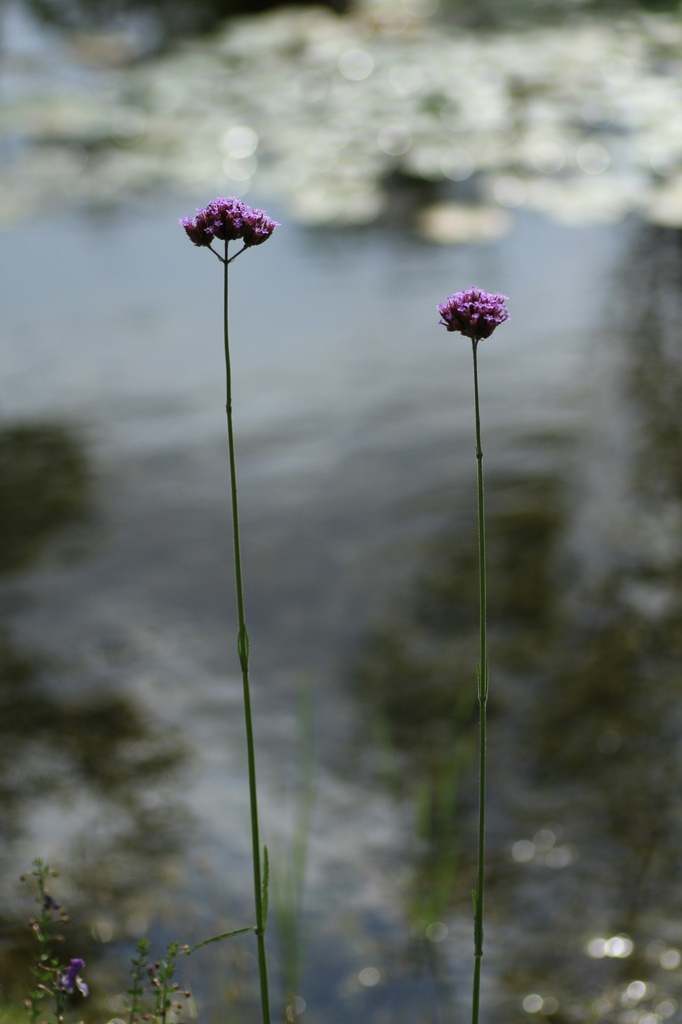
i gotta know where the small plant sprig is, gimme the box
[125,938,151,1024]
[180,197,278,1024]
[19,864,196,1024]
[148,941,191,1024]
[437,288,509,1024]
[22,859,88,1024]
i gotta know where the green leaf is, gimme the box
[184,926,255,954]
[237,628,250,671]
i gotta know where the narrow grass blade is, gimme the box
[185,927,255,954]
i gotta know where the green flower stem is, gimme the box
[223,240,272,1024]
[471,338,488,1024]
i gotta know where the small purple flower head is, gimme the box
[60,958,88,997]
[437,287,509,342]
[180,197,278,251]
[204,197,248,242]
[240,206,279,247]
[180,209,215,248]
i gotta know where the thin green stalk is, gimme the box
[274,682,316,1019]
[127,938,150,1024]
[26,860,59,1024]
[470,339,488,1024]
[222,239,272,1024]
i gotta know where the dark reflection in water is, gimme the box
[520,227,682,1018]
[352,227,682,1023]
[0,423,189,1015]
[353,467,568,1020]
[515,228,682,1015]
[0,425,88,574]
[354,470,564,898]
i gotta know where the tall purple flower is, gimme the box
[437,284,510,1024]
[180,197,278,253]
[179,193,278,1023]
[59,958,88,996]
[437,287,509,341]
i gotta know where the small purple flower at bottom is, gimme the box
[438,287,509,341]
[60,958,88,997]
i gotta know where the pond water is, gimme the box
[4,192,682,1024]
[4,6,682,1024]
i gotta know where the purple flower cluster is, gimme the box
[180,197,278,250]
[437,288,509,341]
[59,958,88,997]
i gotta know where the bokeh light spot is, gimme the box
[426,922,448,942]
[339,50,374,81]
[587,938,607,958]
[546,846,573,869]
[220,126,258,159]
[512,840,535,863]
[388,63,425,95]
[92,920,113,942]
[377,125,412,156]
[605,936,633,958]
[626,982,647,1002]
[661,949,681,969]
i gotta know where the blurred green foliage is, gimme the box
[24,0,682,40]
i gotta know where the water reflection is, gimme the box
[0,175,667,1021]
[517,227,682,1015]
[0,424,89,574]
[352,467,567,1021]
[0,422,189,1014]
[351,224,682,1021]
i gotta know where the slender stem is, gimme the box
[227,244,249,264]
[222,239,272,1024]
[208,245,225,264]
[471,339,488,1024]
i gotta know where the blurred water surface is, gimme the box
[3,4,682,1024]
[7,0,682,231]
